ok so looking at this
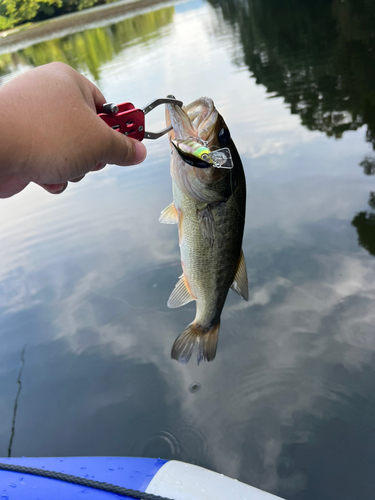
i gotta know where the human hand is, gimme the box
[0,62,147,198]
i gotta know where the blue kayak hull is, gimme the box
[0,456,166,499]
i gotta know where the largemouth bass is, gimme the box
[160,97,248,364]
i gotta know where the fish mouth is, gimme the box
[166,97,233,170]
[166,96,219,143]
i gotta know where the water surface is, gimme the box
[1,1,375,499]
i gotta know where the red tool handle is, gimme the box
[98,102,145,141]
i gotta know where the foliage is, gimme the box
[0,0,116,30]
[0,14,13,30]
[0,0,59,28]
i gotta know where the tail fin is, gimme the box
[171,322,220,365]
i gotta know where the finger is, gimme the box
[86,78,107,110]
[102,131,147,167]
[0,175,29,198]
[91,163,106,171]
[69,175,85,183]
[38,182,68,194]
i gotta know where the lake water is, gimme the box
[1,0,375,498]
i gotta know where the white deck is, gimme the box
[146,460,285,500]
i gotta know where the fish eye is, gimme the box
[218,127,231,145]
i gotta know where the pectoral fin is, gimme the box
[159,203,178,224]
[231,250,249,301]
[167,275,195,308]
[197,206,215,247]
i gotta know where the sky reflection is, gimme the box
[1,1,375,499]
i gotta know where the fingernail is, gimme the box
[52,183,68,194]
[40,182,68,194]
[57,183,68,194]
[133,141,147,165]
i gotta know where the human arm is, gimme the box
[0,62,147,198]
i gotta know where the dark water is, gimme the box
[1,0,375,498]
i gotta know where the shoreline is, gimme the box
[0,0,174,55]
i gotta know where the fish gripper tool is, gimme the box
[97,97,183,141]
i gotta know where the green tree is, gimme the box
[58,0,99,13]
[0,0,119,30]
[0,0,60,27]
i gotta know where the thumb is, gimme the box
[0,175,29,198]
[101,128,147,166]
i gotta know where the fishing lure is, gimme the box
[172,138,233,169]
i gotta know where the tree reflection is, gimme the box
[354,157,375,257]
[352,204,375,258]
[208,0,375,147]
[352,157,375,258]
[360,156,375,176]
[0,6,174,79]
[208,0,375,258]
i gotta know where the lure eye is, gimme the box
[218,127,231,145]
[173,143,211,168]
[201,153,211,162]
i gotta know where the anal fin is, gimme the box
[167,275,195,308]
[159,203,178,224]
[231,250,249,301]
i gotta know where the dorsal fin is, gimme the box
[167,275,195,308]
[159,203,178,224]
[231,250,249,301]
